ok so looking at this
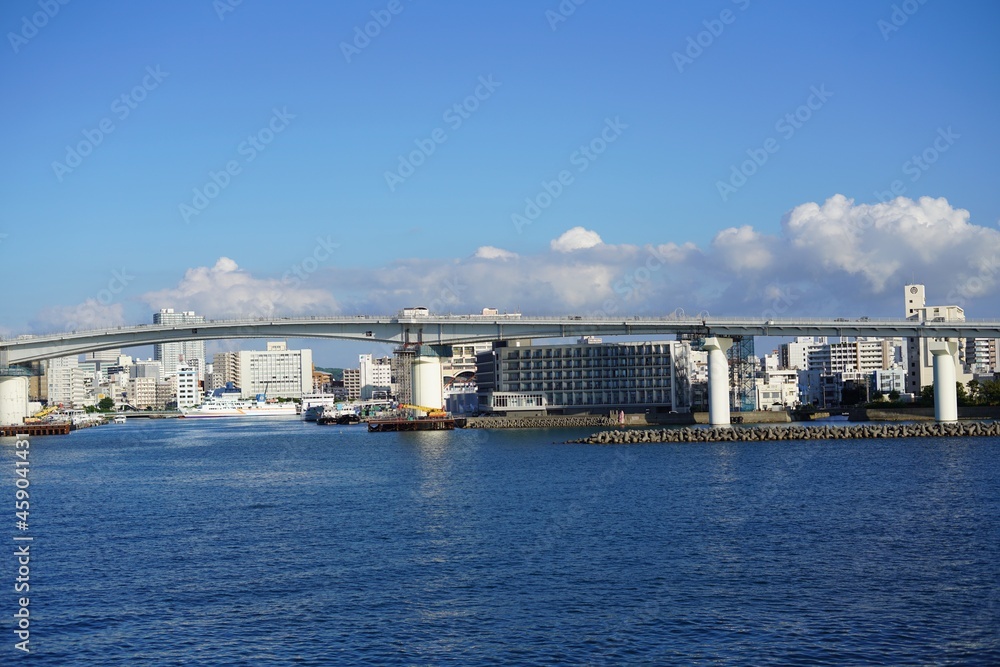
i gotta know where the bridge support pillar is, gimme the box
[411,345,451,411]
[704,337,733,427]
[929,339,959,423]
[0,374,30,426]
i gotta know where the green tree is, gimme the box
[98,397,115,411]
[888,389,900,402]
[980,379,1000,406]
[967,379,981,405]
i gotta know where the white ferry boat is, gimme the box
[181,385,298,418]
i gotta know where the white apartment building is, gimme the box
[358,353,392,400]
[47,355,88,408]
[236,342,313,399]
[175,365,200,408]
[808,339,894,374]
[903,284,972,393]
[153,308,206,381]
[126,377,160,409]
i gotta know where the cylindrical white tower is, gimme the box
[703,337,733,427]
[412,355,444,411]
[0,376,30,426]
[930,339,959,423]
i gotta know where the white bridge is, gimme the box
[3,314,997,426]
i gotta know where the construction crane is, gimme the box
[23,405,58,424]
[397,403,449,418]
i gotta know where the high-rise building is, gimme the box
[903,284,971,394]
[153,309,206,381]
[47,355,88,408]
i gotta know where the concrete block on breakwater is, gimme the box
[568,420,1000,444]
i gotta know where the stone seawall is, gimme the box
[570,421,1000,444]
[464,415,616,429]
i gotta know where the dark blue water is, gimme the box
[3,420,998,665]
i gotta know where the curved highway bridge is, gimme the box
[2,314,997,426]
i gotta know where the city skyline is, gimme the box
[3,1,1000,368]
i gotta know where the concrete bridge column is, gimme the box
[411,345,451,411]
[929,339,959,423]
[0,374,30,426]
[703,337,733,427]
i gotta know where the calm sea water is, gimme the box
[2,419,998,665]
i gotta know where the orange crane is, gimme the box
[397,403,449,418]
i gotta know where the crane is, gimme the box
[396,403,449,418]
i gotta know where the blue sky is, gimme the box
[2,0,999,365]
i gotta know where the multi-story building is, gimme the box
[153,309,206,381]
[211,352,240,389]
[808,339,894,374]
[236,342,313,399]
[476,338,692,415]
[126,377,159,409]
[358,354,392,400]
[965,338,997,375]
[343,368,361,401]
[47,355,88,408]
[131,359,163,381]
[175,365,200,408]
[903,284,972,393]
[872,368,907,396]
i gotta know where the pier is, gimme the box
[368,417,461,432]
[1,423,71,437]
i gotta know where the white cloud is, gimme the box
[141,257,338,318]
[30,196,1000,332]
[551,226,603,253]
[33,299,126,332]
[710,225,774,273]
[474,245,518,260]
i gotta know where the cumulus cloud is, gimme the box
[711,225,774,273]
[33,300,126,332]
[551,226,603,253]
[30,200,1000,332]
[474,246,518,260]
[141,257,338,318]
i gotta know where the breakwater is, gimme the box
[570,420,1000,444]
[464,415,616,429]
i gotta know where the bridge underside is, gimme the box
[0,315,976,366]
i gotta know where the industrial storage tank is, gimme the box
[0,376,30,426]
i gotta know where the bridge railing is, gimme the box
[7,314,1000,343]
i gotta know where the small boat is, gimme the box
[112,415,127,424]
